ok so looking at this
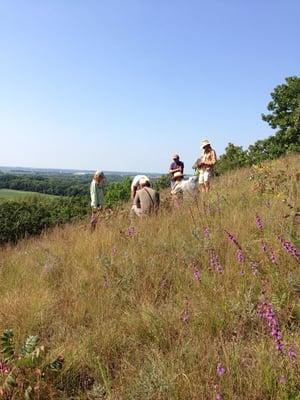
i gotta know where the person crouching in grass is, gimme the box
[90,170,105,231]
[131,177,160,218]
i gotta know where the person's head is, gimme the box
[172,153,180,162]
[94,170,104,184]
[174,171,183,181]
[140,177,150,188]
[202,139,211,152]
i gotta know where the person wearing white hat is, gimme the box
[130,174,150,200]
[131,177,160,217]
[90,170,105,231]
[197,140,217,193]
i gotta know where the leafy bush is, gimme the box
[104,177,131,209]
[0,196,88,244]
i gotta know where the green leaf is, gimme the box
[2,372,16,390]
[24,385,33,400]
[21,335,39,357]
[0,329,15,362]
[48,356,64,372]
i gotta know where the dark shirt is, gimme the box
[170,160,184,180]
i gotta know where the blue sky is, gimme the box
[0,0,299,173]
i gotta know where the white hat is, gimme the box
[174,171,183,179]
[94,170,104,177]
[139,177,150,185]
[202,139,211,148]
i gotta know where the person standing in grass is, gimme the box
[198,139,217,193]
[169,154,184,189]
[131,177,160,217]
[90,170,105,231]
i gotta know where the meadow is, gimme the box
[0,155,299,399]
[0,189,55,201]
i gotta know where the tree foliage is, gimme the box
[217,76,300,174]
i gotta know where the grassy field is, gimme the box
[0,188,55,201]
[0,155,299,399]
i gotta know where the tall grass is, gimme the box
[0,155,299,399]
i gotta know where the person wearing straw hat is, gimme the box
[169,154,184,189]
[197,139,217,193]
[90,170,105,231]
[131,177,160,217]
[170,171,185,208]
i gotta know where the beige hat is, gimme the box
[139,177,150,185]
[202,139,211,148]
[174,171,183,179]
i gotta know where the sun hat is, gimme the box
[139,177,150,186]
[202,139,211,148]
[174,171,183,179]
[94,170,104,177]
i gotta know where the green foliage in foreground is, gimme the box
[0,196,88,244]
[0,329,64,399]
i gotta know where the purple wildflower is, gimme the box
[224,230,241,249]
[192,263,201,282]
[287,346,296,362]
[278,375,287,385]
[270,251,278,265]
[216,393,223,400]
[0,361,10,375]
[210,251,223,273]
[103,275,109,288]
[236,249,245,263]
[111,247,118,256]
[278,236,300,263]
[250,261,259,276]
[181,308,189,323]
[216,363,225,377]
[256,214,264,230]
[261,240,268,253]
[126,226,136,238]
[204,227,210,238]
[258,301,284,354]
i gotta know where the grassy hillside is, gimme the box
[0,155,299,399]
[0,188,56,201]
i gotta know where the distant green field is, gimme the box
[0,189,55,201]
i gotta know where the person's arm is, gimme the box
[181,162,184,173]
[133,192,141,208]
[206,150,217,166]
[90,181,97,209]
[169,165,181,174]
[131,185,138,200]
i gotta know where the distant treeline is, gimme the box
[0,173,127,197]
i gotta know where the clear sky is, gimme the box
[0,0,299,173]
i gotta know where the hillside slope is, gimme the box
[0,155,299,399]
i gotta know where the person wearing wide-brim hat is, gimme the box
[169,153,184,189]
[90,170,105,231]
[170,171,185,208]
[197,139,217,193]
